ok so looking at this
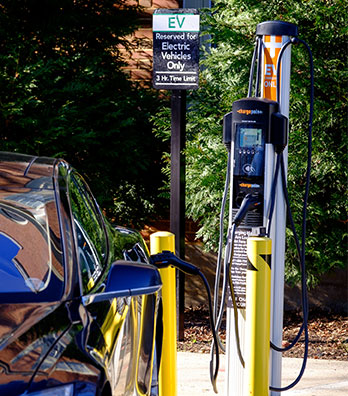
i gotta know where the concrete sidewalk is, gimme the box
[177,352,348,395]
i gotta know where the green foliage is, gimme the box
[0,0,165,227]
[153,0,347,285]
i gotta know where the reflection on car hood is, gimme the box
[0,152,64,303]
[0,152,56,191]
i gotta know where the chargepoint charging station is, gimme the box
[210,20,314,395]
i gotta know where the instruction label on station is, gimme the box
[153,9,200,90]
[227,228,252,309]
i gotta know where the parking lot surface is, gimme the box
[177,352,348,395]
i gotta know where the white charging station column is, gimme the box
[225,21,297,396]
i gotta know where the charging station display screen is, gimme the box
[240,128,262,147]
[234,124,265,177]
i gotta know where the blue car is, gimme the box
[0,152,163,396]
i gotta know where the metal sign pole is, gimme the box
[170,89,187,340]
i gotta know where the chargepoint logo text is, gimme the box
[237,109,263,115]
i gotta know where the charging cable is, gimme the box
[228,193,262,368]
[213,150,231,353]
[211,193,262,374]
[150,252,220,394]
[267,37,314,392]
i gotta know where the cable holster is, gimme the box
[223,111,233,151]
[271,112,288,153]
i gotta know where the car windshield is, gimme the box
[0,187,63,295]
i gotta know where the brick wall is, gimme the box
[121,0,180,85]
[141,218,201,245]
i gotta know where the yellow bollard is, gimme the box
[245,236,272,396]
[150,231,177,396]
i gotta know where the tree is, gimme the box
[0,0,166,226]
[153,0,347,285]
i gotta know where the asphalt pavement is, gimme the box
[177,352,348,396]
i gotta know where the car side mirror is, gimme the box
[82,260,162,306]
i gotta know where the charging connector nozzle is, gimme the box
[149,251,200,275]
[232,193,262,227]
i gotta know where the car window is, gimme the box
[68,172,107,292]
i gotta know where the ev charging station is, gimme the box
[211,20,313,396]
[225,21,294,396]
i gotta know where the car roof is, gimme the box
[0,151,58,190]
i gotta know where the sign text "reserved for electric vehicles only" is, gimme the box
[153,9,200,90]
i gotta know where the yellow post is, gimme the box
[245,236,272,396]
[150,231,177,396]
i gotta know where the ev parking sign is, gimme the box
[153,9,200,90]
